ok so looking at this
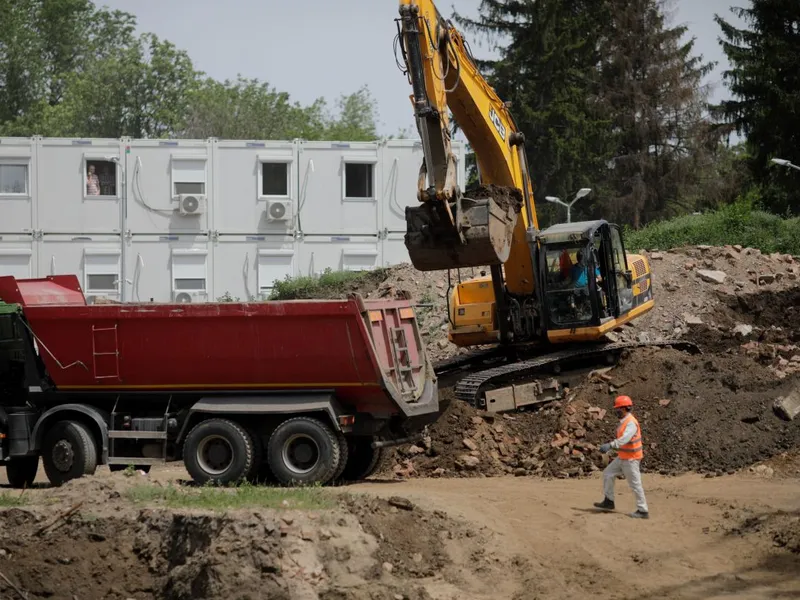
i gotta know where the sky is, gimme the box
[92,0,746,137]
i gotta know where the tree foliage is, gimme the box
[714,0,800,215]
[0,0,377,141]
[456,0,721,228]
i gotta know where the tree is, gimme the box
[182,80,378,141]
[596,0,716,227]
[714,0,800,214]
[455,0,613,215]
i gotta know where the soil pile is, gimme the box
[0,488,496,600]
[386,346,800,479]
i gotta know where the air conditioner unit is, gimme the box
[173,291,205,304]
[266,199,292,222]
[178,194,206,215]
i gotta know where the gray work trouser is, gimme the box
[603,457,648,512]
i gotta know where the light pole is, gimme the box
[545,188,592,223]
[771,158,800,172]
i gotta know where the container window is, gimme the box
[171,159,206,196]
[0,164,28,195]
[261,162,289,197]
[85,160,117,197]
[86,273,118,292]
[172,253,207,292]
[258,254,293,295]
[344,163,373,199]
[0,252,31,278]
[84,251,121,294]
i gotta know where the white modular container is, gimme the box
[36,138,124,234]
[212,140,298,235]
[0,234,35,280]
[38,234,123,302]
[296,141,381,236]
[297,234,381,276]
[125,234,211,303]
[0,138,36,234]
[125,140,211,235]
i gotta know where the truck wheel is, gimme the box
[6,456,39,489]
[266,417,341,486]
[340,437,384,482]
[41,421,98,486]
[183,419,253,486]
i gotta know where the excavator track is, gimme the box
[449,339,701,408]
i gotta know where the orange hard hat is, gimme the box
[614,395,633,409]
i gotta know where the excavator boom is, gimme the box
[397,0,535,278]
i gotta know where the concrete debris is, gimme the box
[733,324,754,337]
[696,269,727,285]
[773,388,800,421]
[682,313,704,326]
[462,438,478,451]
[658,399,672,407]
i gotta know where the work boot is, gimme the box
[593,497,615,511]
[629,510,649,519]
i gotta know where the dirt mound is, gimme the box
[385,345,800,479]
[728,509,800,555]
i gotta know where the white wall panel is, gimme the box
[37,138,123,233]
[211,234,295,301]
[38,234,122,302]
[0,235,35,279]
[0,138,35,233]
[125,140,211,235]
[212,140,297,235]
[382,233,412,267]
[297,235,380,276]
[297,142,380,235]
[125,234,210,303]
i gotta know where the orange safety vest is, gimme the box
[616,413,643,460]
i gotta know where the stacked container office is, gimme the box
[0,136,466,302]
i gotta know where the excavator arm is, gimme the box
[397,0,537,298]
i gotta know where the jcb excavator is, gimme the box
[396,0,691,407]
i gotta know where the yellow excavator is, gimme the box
[395,0,685,407]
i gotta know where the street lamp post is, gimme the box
[545,188,592,223]
[771,158,800,172]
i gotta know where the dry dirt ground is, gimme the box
[0,464,797,600]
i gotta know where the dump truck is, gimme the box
[0,275,439,488]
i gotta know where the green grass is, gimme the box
[0,492,26,507]
[124,482,334,512]
[625,201,800,255]
[268,267,389,300]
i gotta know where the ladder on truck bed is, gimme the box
[106,397,171,468]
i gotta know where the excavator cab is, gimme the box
[537,220,648,342]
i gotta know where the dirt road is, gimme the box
[346,472,800,600]
[0,464,798,599]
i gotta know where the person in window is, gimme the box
[86,164,101,196]
[570,250,600,288]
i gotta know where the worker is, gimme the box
[570,250,600,288]
[593,395,649,519]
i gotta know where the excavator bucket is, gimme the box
[404,184,523,271]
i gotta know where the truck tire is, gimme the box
[6,456,39,489]
[332,432,349,484]
[266,417,341,486]
[41,421,98,486]
[340,437,384,482]
[183,418,253,486]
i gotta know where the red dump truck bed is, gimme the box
[0,275,437,417]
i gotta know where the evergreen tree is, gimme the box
[714,1,800,214]
[455,0,613,220]
[597,0,715,227]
